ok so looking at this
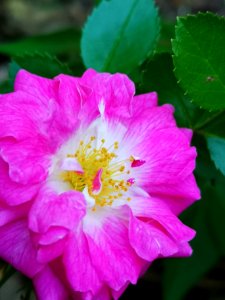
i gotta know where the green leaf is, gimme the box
[95,0,102,5]
[81,0,160,73]
[14,53,72,78]
[194,135,219,183]
[0,28,80,57]
[205,176,225,255]
[0,62,20,94]
[0,81,13,94]
[206,136,225,176]
[9,62,21,84]
[172,12,225,111]
[163,203,220,300]
[142,53,201,128]
[198,111,225,138]
[156,21,174,53]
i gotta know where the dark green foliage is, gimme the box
[0,28,81,56]
[173,13,225,110]
[14,53,72,78]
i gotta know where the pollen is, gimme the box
[61,136,134,208]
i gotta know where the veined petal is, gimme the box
[111,283,130,300]
[131,92,158,115]
[0,220,43,277]
[0,201,30,226]
[34,267,69,300]
[15,69,57,101]
[0,138,50,185]
[73,287,112,300]
[128,196,195,243]
[54,74,82,131]
[129,127,197,186]
[60,157,84,173]
[29,188,86,234]
[129,213,179,261]
[81,69,135,120]
[124,104,176,144]
[0,158,39,205]
[128,197,195,260]
[14,70,81,146]
[83,208,145,291]
[147,174,201,215]
[63,230,101,294]
[180,128,193,143]
[0,91,55,141]
[37,237,68,264]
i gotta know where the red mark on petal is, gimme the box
[131,159,146,168]
[127,178,135,185]
[92,168,103,195]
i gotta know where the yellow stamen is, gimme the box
[61,136,133,208]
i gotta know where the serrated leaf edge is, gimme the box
[81,0,161,73]
[13,52,72,75]
[172,12,225,111]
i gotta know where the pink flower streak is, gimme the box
[0,69,200,300]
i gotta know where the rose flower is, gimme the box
[0,69,200,299]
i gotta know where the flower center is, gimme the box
[61,136,134,208]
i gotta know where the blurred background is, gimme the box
[1,0,225,82]
[0,0,225,299]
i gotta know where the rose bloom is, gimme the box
[0,69,200,300]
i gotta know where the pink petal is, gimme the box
[73,287,111,300]
[0,220,43,277]
[29,188,86,234]
[54,74,82,131]
[84,210,145,291]
[124,104,176,143]
[128,196,195,243]
[80,70,135,120]
[15,69,57,100]
[180,128,193,143]
[14,70,81,146]
[60,157,84,173]
[111,283,130,300]
[129,213,179,261]
[0,158,39,205]
[0,138,50,185]
[37,238,68,264]
[81,69,98,83]
[63,230,101,294]
[147,174,201,215]
[90,287,112,300]
[34,267,69,300]
[131,92,158,115]
[128,196,195,261]
[130,127,197,186]
[37,227,69,245]
[0,91,54,141]
[175,242,193,257]
[0,200,30,226]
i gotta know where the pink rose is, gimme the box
[0,69,200,299]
